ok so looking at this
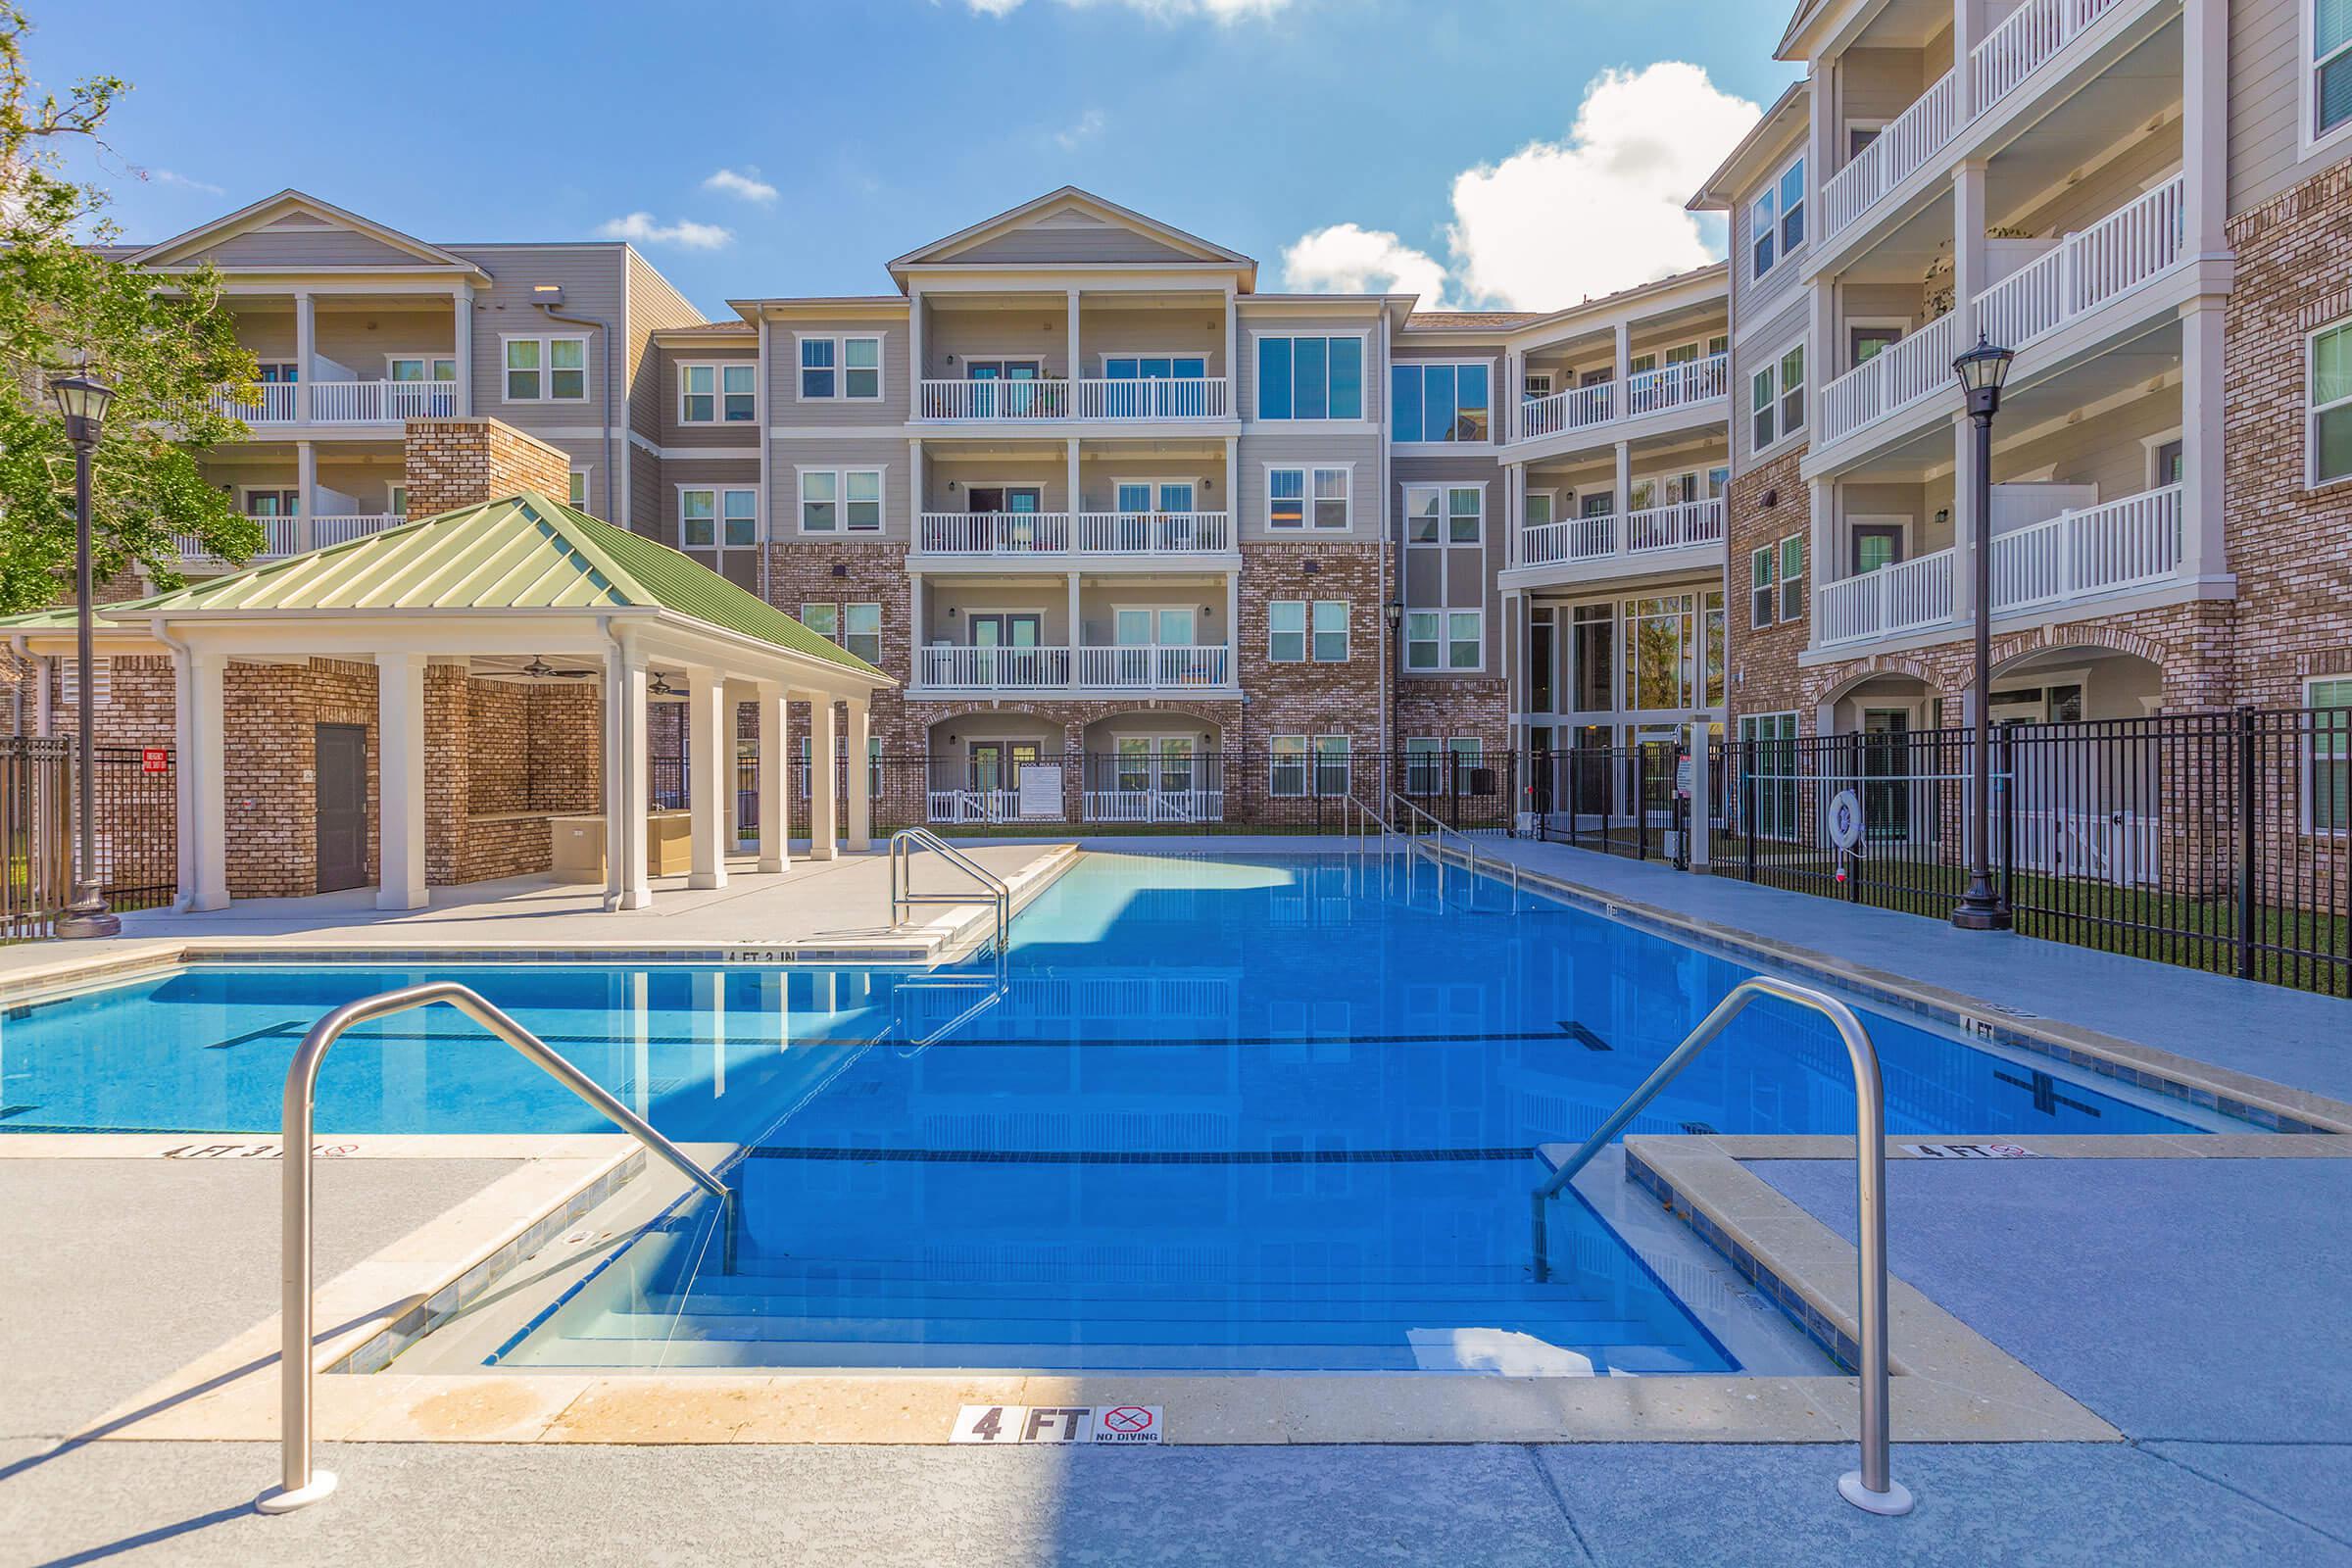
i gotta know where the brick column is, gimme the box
[402,418,573,516]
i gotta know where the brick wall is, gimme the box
[1725,444,1811,722]
[2224,156,2352,709]
[223,659,379,899]
[1235,542,1384,752]
[763,540,916,750]
[402,418,574,517]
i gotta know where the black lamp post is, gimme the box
[1949,334,2013,932]
[50,370,122,939]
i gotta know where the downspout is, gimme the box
[537,299,615,523]
[1377,306,1394,761]
[150,618,196,910]
[756,313,771,603]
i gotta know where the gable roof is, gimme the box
[126,189,488,274]
[75,494,887,681]
[887,186,1254,285]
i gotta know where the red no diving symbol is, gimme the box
[1103,1406,1154,1435]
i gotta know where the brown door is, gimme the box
[315,724,368,893]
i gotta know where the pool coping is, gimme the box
[0,843,1081,1010]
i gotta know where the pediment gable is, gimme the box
[129,190,479,272]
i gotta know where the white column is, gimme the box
[1222,434,1237,538]
[687,666,728,890]
[909,438,926,534]
[1224,569,1239,680]
[1065,436,1082,524]
[187,651,229,911]
[806,694,839,861]
[375,651,427,910]
[2179,297,2227,585]
[1065,289,1082,391]
[170,645,195,906]
[1066,571,1082,666]
[1612,441,1631,515]
[1809,478,1838,644]
[1949,0,1976,121]
[295,440,317,553]
[757,682,788,872]
[1688,718,1713,868]
[294,290,315,423]
[1952,160,1987,343]
[1612,322,1630,390]
[910,572,927,688]
[605,651,651,910]
[2181,0,2229,257]
[846,698,872,852]
[452,287,474,416]
[1949,415,1979,624]
[909,289,925,390]
[1221,285,1238,412]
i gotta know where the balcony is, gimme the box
[1971,176,2185,354]
[207,380,461,426]
[1818,0,2131,250]
[174,513,402,566]
[1814,483,2182,648]
[1817,313,1958,448]
[914,376,1229,422]
[1516,354,1728,443]
[915,644,1233,693]
[912,511,1234,558]
[1515,498,1725,571]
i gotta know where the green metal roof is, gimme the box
[30,493,886,682]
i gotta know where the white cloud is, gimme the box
[596,212,732,250]
[964,0,1292,20]
[1279,63,1760,312]
[703,167,778,204]
[148,169,225,196]
[1281,222,1451,308]
[1054,109,1107,152]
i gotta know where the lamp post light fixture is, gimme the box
[1949,335,2014,932]
[49,370,122,939]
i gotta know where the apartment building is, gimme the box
[1695,0,2352,760]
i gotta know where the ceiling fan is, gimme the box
[517,655,597,681]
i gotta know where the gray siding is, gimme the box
[449,244,628,435]
[1393,451,1506,673]
[658,345,761,448]
[768,435,912,544]
[2229,0,2352,213]
[1236,312,1385,423]
[625,249,715,453]
[1731,293,1808,468]
[771,315,912,425]
[947,225,1203,265]
[195,226,430,267]
[1234,431,1382,544]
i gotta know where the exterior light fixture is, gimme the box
[48,368,121,938]
[1949,332,2016,932]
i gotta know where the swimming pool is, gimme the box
[1,850,2236,1375]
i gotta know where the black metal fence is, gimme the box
[1705,709,2350,996]
[2,737,177,941]
[1524,741,1687,863]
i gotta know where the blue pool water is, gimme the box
[2,850,2226,1375]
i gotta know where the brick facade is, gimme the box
[222,659,379,900]
[1724,444,1811,722]
[1233,542,1385,752]
[763,540,917,750]
[402,419,574,518]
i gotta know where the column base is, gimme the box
[688,871,728,891]
[806,843,839,863]
[55,899,122,939]
[758,856,787,874]
[373,887,428,912]
[610,888,654,911]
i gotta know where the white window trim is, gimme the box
[1111,603,1200,647]
[1523,486,1560,529]
[1267,599,1308,663]
[793,465,889,535]
[2304,0,2352,159]
[2307,318,2352,489]
[1400,479,1490,547]
[1310,598,1351,663]
[1778,531,1806,623]
[1750,336,1808,458]
[498,333,589,404]
[565,468,590,512]
[383,352,457,381]
[236,484,301,515]
[1267,734,1310,798]
[1391,358,1498,449]
[1844,514,1914,578]
[2140,426,2185,490]
[2304,675,2352,835]
[796,332,884,403]
[1109,476,1202,513]
[677,361,759,424]
[1443,608,1488,674]
[1749,542,1776,629]
[1261,461,1355,533]
[1097,351,1211,374]
[675,483,762,551]
[1773,152,1807,267]
[1247,329,1373,423]
[1844,317,1910,373]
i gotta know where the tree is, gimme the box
[0,2,260,613]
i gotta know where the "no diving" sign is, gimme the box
[951,1404,1163,1445]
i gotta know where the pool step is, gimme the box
[661,1277,1636,1314]
[580,1306,1670,1347]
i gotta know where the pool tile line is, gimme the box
[1424,840,2352,1139]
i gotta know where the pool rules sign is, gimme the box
[952,1404,1162,1445]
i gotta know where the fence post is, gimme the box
[1743,744,1760,883]
[1447,752,1461,830]
[2236,706,2257,981]
[1996,724,2016,918]
[1634,745,1648,860]
[1312,752,1324,835]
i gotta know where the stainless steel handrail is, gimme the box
[1344,793,1396,856]
[889,826,1010,956]
[259,981,731,1516]
[1529,975,1912,1516]
[1389,791,1477,898]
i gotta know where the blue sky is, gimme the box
[45,0,1798,318]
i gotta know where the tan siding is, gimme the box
[772,435,911,544]
[659,345,762,448]
[1078,304,1228,378]
[946,226,1203,265]
[925,308,1068,380]
[2010,128,2183,237]
[448,245,627,442]
[1235,432,1382,544]
[196,227,428,267]
[772,315,911,425]
[1732,294,1809,468]
[2229,0,2352,213]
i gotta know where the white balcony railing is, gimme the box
[175,513,401,564]
[176,517,300,562]
[1818,311,1957,446]
[208,383,298,423]
[1084,789,1225,823]
[916,378,1071,420]
[1073,646,1232,689]
[1816,548,1957,646]
[1972,175,2185,353]
[1515,498,1726,569]
[1520,382,1613,440]
[915,511,1075,555]
[918,645,1072,690]
[312,514,404,549]
[1821,0,2126,246]
[1515,354,1727,443]
[206,380,459,425]
[1075,511,1232,554]
[1990,483,2181,613]
[1075,377,1229,419]
[928,788,1023,824]
[1821,70,1961,241]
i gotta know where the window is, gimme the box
[1311,600,1349,662]
[1780,344,1806,439]
[2312,318,2352,484]
[799,335,880,401]
[1751,364,1777,450]
[799,603,840,640]
[1313,734,1350,797]
[1255,334,1364,420]
[1525,491,1556,529]
[1269,736,1308,798]
[844,604,882,663]
[1420,611,1482,670]
[566,469,588,511]
[681,363,758,422]
[504,336,586,402]
[1404,484,1484,544]
[388,355,456,384]
[1779,533,1804,622]
[1753,156,1804,277]
[1740,712,1800,840]
[681,487,758,548]
[1777,157,1806,256]
[1268,601,1306,662]
[1391,362,1492,442]
[1751,341,1805,451]
[2316,0,2352,146]
[1405,611,1442,671]
[1750,187,1776,278]
[2311,677,2352,832]
[799,467,884,532]
[389,483,409,516]
[1267,466,1351,530]
[1750,544,1776,628]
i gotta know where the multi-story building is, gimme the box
[1697,0,2352,755]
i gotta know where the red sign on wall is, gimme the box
[141,748,170,774]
